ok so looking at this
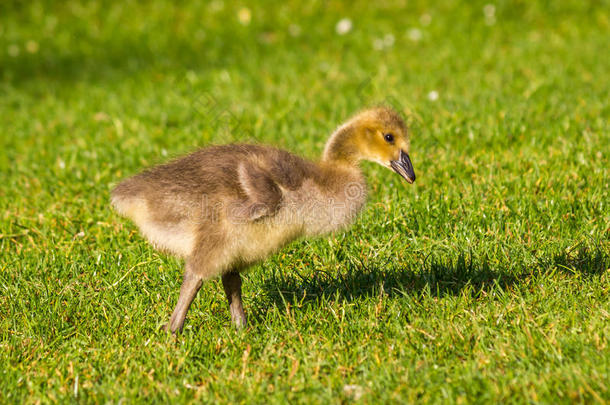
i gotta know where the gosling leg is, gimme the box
[222,271,247,328]
[165,266,203,333]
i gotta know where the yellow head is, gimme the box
[323,107,416,183]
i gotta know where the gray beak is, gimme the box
[390,150,416,184]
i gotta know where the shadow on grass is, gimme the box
[249,245,609,321]
[1,37,220,86]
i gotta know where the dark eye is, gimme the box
[384,133,394,143]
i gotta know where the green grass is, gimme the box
[1,0,609,403]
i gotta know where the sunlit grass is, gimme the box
[1,0,609,403]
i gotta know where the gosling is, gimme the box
[111,107,416,332]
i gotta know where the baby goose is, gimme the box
[111,107,415,332]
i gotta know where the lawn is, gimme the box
[1,0,609,403]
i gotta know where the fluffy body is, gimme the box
[112,145,366,278]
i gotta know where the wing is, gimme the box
[236,161,283,221]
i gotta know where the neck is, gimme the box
[321,121,361,166]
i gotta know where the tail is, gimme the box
[110,179,142,218]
